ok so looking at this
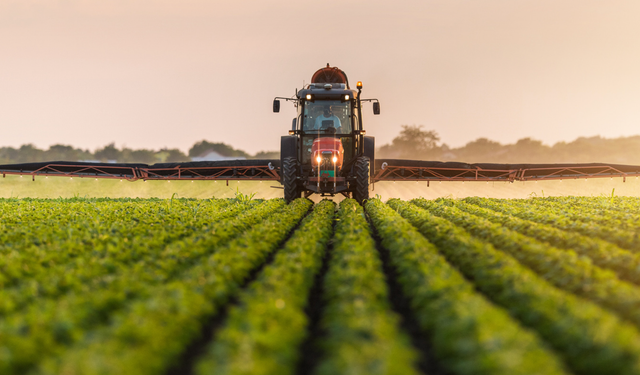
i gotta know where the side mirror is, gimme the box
[373,102,380,115]
[291,118,297,131]
[273,99,280,113]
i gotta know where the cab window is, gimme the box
[302,100,352,134]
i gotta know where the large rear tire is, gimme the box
[283,157,301,203]
[354,156,370,204]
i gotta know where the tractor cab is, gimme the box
[295,86,357,195]
[300,99,354,169]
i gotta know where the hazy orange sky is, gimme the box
[2,0,639,154]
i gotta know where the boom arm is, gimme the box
[0,160,280,182]
[373,160,640,183]
[2,159,639,184]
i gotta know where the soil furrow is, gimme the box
[166,201,314,375]
[369,215,451,375]
[294,223,335,375]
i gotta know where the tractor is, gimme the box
[273,65,379,203]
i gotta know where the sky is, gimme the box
[1,0,640,154]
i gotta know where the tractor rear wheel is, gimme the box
[354,156,370,204]
[282,157,301,203]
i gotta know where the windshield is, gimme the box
[302,100,352,134]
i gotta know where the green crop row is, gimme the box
[458,197,640,285]
[0,198,243,311]
[413,198,640,329]
[0,198,287,375]
[312,199,419,375]
[521,197,640,232]
[473,197,640,252]
[194,199,336,375]
[538,196,640,218]
[0,199,276,322]
[585,196,640,212]
[0,198,232,277]
[388,199,640,375]
[0,198,218,252]
[35,198,313,375]
[366,199,568,375]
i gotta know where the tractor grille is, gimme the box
[319,152,334,169]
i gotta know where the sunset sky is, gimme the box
[2,0,639,154]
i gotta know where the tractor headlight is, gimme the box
[332,156,338,163]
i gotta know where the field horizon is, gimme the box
[1,174,639,201]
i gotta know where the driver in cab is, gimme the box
[314,105,341,133]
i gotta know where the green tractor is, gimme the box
[273,65,379,203]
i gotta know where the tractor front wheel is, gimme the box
[354,156,370,204]
[282,157,301,203]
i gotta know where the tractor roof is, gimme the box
[297,84,358,100]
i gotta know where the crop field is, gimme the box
[2,196,640,375]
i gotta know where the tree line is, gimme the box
[0,141,278,165]
[378,125,640,165]
[2,128,639,165]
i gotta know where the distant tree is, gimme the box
[508,138,550,163]
[252,150,279,159]
[45,144,90,161]
[462,138,502,154]
[452,138,505,162]
[160,148,188,163]
[16,144,45,163]
[119,148,157,163]
[0,147,19,164]
[378,125,441,159]
[133,149,158,164]
[95,143,121,162]
[188,140,250,158]
[393,125,440,154]
[377,143,394,158]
